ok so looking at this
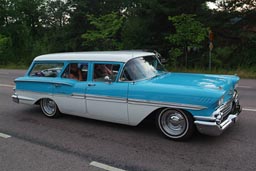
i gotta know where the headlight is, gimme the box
[218,96,224,106]
[214,112,223,124]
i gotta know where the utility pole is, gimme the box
[208,29,214,71]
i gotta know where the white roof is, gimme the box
[34,51,155,63]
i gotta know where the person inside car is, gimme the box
[69,63,82,81]
[94,64,112,79]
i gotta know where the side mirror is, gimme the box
[160,57,168,64]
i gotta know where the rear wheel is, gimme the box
[40,98,60,118]
[156,108,194,140]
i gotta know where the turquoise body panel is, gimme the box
[127,72,239,116]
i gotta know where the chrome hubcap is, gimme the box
[42,99,56,116]
[160,110,186,136]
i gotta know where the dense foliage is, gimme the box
[0,0,255,70]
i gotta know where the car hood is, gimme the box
[150,72,239,91]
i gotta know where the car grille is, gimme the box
[221,100,233,118]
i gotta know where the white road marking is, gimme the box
[0,84,14,88]
[237,86,252,89]
[243,108,256,112]
[0,132,11,139]
[90,161,126,171]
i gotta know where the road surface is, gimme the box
[0,69,256,171]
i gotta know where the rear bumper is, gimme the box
[12,94,19,103]
[194,92,242,136]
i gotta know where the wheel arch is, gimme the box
[35,99,41,105]
[137,107,165,125]
[138,107,195,125]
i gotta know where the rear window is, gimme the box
[29,63,64,77]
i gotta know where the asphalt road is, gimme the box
[0,69,256,171]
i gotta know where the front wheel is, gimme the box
[40,98,60,118]
[156,108,195,140]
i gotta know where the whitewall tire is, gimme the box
[40,98,60,118]
[156,108,194,140]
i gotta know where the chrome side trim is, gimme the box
[15,90,52,96]
[86,94,127,103]
[12,95,35,102]
[15,79,73,86]
[128,99,207,110]
[13,90,207,110]
[15,90,84,99]
[71,93,85,99]
[85,94,207,110]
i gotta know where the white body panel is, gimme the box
[15,90,159,126]
[128,104,158,126]
[15,90,49,105]
[86,96,129,125]
[53,95,87,117]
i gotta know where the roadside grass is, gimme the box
[0,63,28,70]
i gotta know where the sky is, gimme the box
[207,1,218,10]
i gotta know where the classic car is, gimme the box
[12,51,242,140]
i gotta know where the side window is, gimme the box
[29,63,63,77]
[62,63,88,81]
[93,63,120,82]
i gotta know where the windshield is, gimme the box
[121,55,166,81]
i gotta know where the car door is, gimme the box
[86,62,129,124]
[53,62,88,117]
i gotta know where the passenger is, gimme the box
[69,63,82,81]
[94,64,112,79]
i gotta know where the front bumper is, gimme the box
[194,92,242,136]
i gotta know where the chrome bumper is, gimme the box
[194,92,241,136]
[12,94,19,103]
[194,111,240,136]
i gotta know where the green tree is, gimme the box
[81,12,124,50]
[66,0,131,51]
[207,0,256,68]
[14,0,46,36]
[0,34,12,65]
[121,0,211,56]
[0,0,254,71]
[42,0,70,28]
[166,14,207,67]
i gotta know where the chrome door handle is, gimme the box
[54,83,61,87]
[88,83,96,87]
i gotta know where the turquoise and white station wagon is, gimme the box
[12,51,242,140]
